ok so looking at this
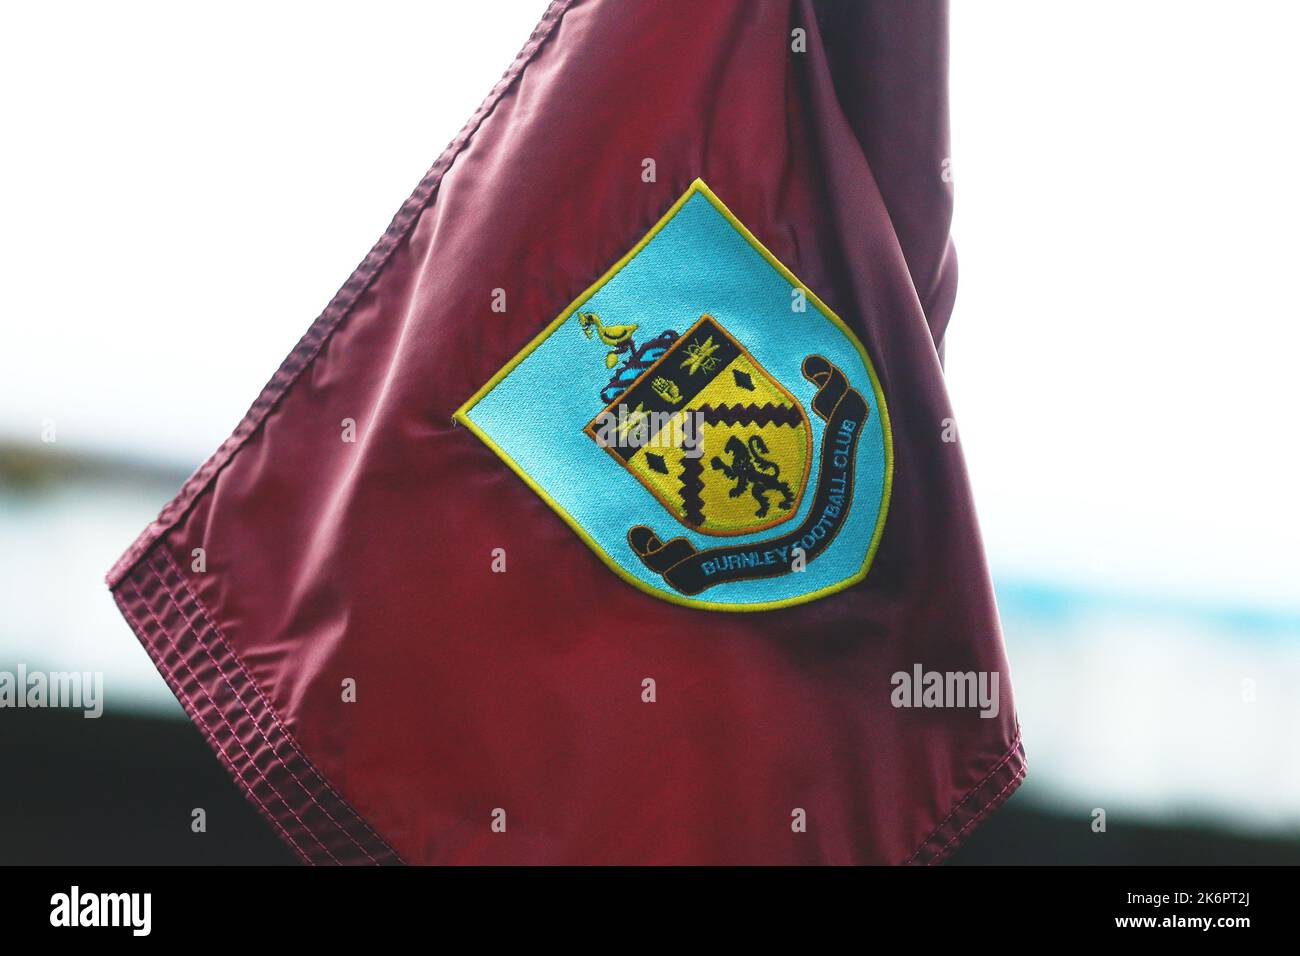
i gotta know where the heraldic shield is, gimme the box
[583,313,812,537]
[454,180,893,611]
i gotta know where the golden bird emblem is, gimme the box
[579,312,639,368]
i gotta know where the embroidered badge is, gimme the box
[454,180,892,611]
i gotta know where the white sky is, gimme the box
[947,0,1300,608]
[0,1,545,466]
[3,0,1297,608]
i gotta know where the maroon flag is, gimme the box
[108,0,1022,864]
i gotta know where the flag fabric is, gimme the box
[108,0,1023,864]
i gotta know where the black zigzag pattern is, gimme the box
[679,455,705,526]
[694,403,803,427]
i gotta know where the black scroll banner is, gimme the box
[627,355,869,596]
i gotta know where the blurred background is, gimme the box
[2,1,1297,863]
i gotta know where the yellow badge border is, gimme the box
[452,179,894,613]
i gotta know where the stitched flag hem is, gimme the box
[904,733,1027,865]
[111,545,404,866]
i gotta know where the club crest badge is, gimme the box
[454,180,892,611]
